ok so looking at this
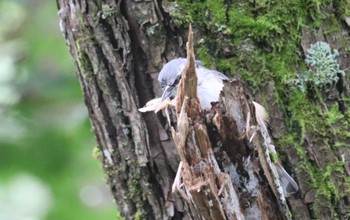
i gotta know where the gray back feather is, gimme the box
[158,58,228,109]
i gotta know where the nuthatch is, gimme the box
[157,58,299,196]
[158,58,228,109]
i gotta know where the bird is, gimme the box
[156,57,299,197]
[158,58,228,109]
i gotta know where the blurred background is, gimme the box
[0,0,119,219]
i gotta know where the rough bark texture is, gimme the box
[57,0,350,219]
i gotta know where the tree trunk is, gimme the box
[57,0,350,219]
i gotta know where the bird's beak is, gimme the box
[161,85,175,101]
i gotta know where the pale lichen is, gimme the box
[292,41,345,92]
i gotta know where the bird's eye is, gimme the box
[160,80,166,90]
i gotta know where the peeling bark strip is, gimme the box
[175,26,201,118]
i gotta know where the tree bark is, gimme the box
[57,0,350,219]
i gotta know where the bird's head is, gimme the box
[158,58,202,101]
[158,58,186,101]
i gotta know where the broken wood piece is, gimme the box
[169,25,244,220]
[175,25,201,118]
[138,97,176,113]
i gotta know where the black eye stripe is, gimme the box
[172,75,181,86]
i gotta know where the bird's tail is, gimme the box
[252,101,299,197]
[252,101,268,129]
[274,163,299,197]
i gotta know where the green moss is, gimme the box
[74,9,95,79]
[133,211,143,220]
[296,159,345,219]
[345,177,350,193]
[176,0,304,86]
[313,162,343,200]
[125,159,148,219]
[126,160,142,200]
[76,39,94,78]
[335,0,350,17]
[279,133,307,159]
[173,0,350,216]
[92,146,102,161]
[269,151,278,162]
[104,157,147,218]
[307,159,348,219]
[197,46,211,67]
[324,104,343,126]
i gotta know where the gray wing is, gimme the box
[195,63,229,80]
[208,69,229,80]
[196,67,228,109]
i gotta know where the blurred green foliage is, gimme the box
[0,0,119,219]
